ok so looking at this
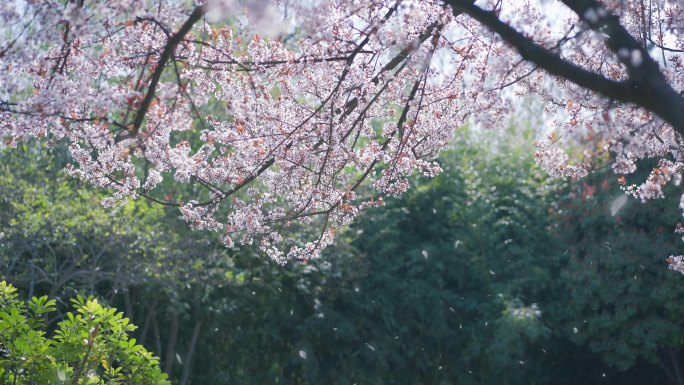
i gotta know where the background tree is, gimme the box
[4,126,684,383]
[553,165,684,385]
[0,143,232,384]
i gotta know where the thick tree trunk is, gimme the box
[658,349,681,385]
[153,316,163,361]
[164,308,179,376]
[124,288,134,323]
[668,349,684,385]
[179,319,203,385]
[139,296,159,346]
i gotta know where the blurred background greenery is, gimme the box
[2,125,684,385]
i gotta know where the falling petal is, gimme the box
[611,195,628,216]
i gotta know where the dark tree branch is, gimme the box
[443,0,684,136]
[130,6,205,136]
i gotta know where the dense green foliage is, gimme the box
[553,169,684,384]
[2,129,684,384]
[0,281,168,385]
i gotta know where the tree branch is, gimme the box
[443,0,684,135]
[130,6,205,136]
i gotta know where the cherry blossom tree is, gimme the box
[1,0,683,265]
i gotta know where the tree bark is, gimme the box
[668,348,684,385]
[164,308,179,376]
[179,319,203,385]
[139,296,159,346]
[124,288,134,323]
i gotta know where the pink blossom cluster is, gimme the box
[668,255,684,274]
[1,0,684,264]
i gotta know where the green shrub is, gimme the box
[0,281,168,385]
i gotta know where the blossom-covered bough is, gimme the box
[1,0,683,266]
